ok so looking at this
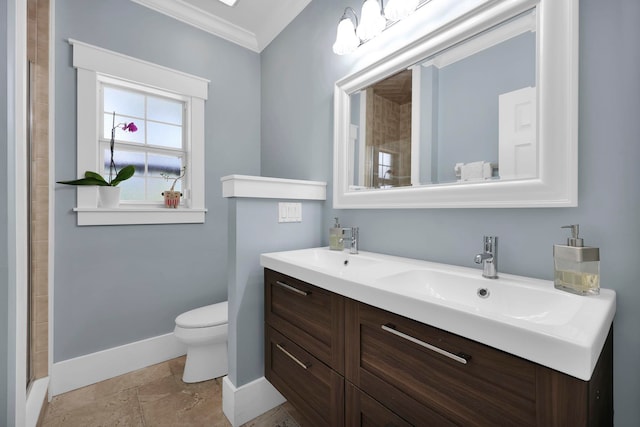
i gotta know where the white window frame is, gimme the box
[69,39,208,225]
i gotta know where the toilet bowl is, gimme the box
[174,301,228,383]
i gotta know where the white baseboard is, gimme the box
[222,376,286,427]
[26,377,49,427]
[50,332,187,396]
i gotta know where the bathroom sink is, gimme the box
[374,269,583,326]
[260,247,616,381]
[274,247,380,273]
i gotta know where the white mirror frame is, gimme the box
[333,0,578,209]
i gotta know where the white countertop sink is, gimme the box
[260,247,616,381]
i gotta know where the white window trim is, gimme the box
[69,39,208,225]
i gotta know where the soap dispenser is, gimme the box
[329,217,344,251]
[553,224,600,295]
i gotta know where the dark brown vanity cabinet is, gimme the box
[265,326,345,426]
[265,269,613,427]
[346,382,413,427]
[346,300,535,426]
[346,300,613,427]
[264,269,345,426]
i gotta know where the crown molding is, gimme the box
[131,0,260,52]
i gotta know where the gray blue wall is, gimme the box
[437,32,535,183]
[54,0,261,361]
[261,0,640,424]
[227,198,323,386]
[1,0,9,422]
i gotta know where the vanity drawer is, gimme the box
[265,268,344,372]
[346,382,413,427]
[346,300,537,427]
[265,326,344,427]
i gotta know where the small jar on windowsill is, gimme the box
[162,190,182,209]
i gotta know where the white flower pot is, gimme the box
[98,186,121,208]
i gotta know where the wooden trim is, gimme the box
[69,40,207,224]
[69,39,209,98]
[221,175,327,200]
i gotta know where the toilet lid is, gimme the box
[175,301,228,328]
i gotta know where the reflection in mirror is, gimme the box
[349,10,536,190]
[351,69,413,189]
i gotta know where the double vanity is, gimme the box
[261,247,615,426]
[260,0,600,423]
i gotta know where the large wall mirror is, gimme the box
[333,0,578,208]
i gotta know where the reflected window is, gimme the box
[378,151,393,189]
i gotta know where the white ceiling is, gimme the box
[131,0,312,52]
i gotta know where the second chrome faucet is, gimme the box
[341,227,359,254]
[475,236,498,279]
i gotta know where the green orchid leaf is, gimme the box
[57,176,111,186]
[84,171,108,183]
[110,165,135,187]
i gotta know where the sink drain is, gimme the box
[477,288,490,298]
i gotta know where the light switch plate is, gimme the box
[278,202,302,223]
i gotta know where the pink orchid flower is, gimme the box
[122,122,138,132]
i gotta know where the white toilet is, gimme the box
[174,301,228,383]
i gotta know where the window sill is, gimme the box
[73,207,207,226]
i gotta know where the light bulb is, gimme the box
[384,0,419,21]
[333,17,360,55]
[356,0,386,41]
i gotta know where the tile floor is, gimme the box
[41,356,301,427]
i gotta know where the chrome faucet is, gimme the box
[474,236,498,279]
[340,227,359,254]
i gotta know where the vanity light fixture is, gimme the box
[333,7,361,55]
[333,0,424,55]
[384,0,419,21]
[357,0,387,41]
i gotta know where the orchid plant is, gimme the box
[57,112,137,186]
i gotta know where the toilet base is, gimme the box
[182,342,228,383]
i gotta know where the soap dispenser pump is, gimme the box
[329,217,344,251]
[553,224,600,295]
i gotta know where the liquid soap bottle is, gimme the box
[553,224,600,295]
[329,217,344,251]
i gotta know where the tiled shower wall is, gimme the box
[27,0,49,380]
[365,88,412,188]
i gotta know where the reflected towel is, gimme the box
[461,161,492,181]
[461,161,484,181]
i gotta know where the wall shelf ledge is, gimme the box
[221,175,327,201]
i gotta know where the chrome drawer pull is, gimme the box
[275,280,309,296]
[276,344,310,370]
[381,324,471,365]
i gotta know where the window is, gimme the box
[100,82,187,204]
[70,39,208,225]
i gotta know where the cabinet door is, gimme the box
[346,382,413,427]
[346,300,537,426]
[265,269,345,373]
[265,326,344,427]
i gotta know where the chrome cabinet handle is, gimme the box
[275,280,309,296]
[381,324,471,365]
[276,344,310,370]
